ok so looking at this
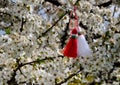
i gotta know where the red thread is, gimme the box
[63,28,78,58]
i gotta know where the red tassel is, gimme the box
[63,28,78,58]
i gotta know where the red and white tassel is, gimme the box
[63,28,78,58]
[59,6,92,58]
[77,27,91,57]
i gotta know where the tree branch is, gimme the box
[45,0,62,6]
[22,57,55,66]
[38,0,80,39]
[112,6,116,17]
[113,62,120,67]
[93,34,102,39]
[19,68,27,78]
[0,11,21,21]
[7,58,20,85]
[60,21,69,48]
[38,11,68,38]
[56,66,83,85]
[0,11,11,16]
[105,61,120,83]
[20,17,26,32]
[115,21,120,25]
[7,57,56,85]
[96,61,120,84]
[97,0,112,8]
[79,21,88,30]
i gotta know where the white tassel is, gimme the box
[77,27,91,57]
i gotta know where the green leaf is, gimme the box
[86,74,94,82]
[55,78,61,83]
[106,31,110,36]
[68,82,78,85]
[5,27,10,34]
[36,58,45,64]
[104,31,111,41]
[26,5,30,11]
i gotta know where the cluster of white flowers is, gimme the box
[0,0,120,85]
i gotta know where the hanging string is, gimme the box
[69,10,74,30]
[69,6,78,33]
[73,6,80,32]
[73,6,83,34]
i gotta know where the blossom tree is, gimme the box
[0,0,120,85]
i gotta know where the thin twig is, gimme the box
[19,68,27,78]
[97,0,112,8]
[45,0,62,6]
[38,11,68,38]
[115,20,120,25]
[22,57,55,66]
[79,21,88,30]
[56,67,83,85]
[112,6,116,17]
[60,21,70,48]
[0,11,11,16]
[20,17,26,32]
